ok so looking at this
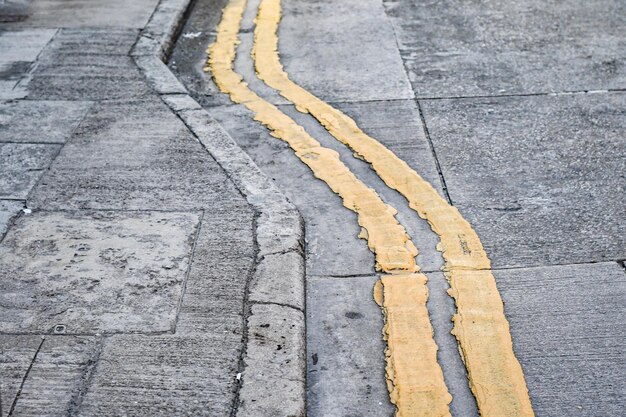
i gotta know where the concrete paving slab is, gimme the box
[237,303,305,417]
[0,210,201,334]
[307,275,394,417]
[175,203,254,335]
[11,336,99,416]
[495,262,626,416]
[0,29,55,99]
[0,200,22,237]
[249,251,304,310]
[78,333,240,416]
[279,0,413,103]
[0,100,91,144]
[0,142,60,199]
[420,92,626,268]
[14,0,160,29]
[0,29,56,63]
[30,97,245,211]
[27,29,151,101]
[0,62,28,96]
[0,335,42,417]
[384,0,626,97]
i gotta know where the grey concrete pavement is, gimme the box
[1,0,304,416]
[1,0,625,415]
[171,0,626,415]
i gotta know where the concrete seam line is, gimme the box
[131,0,306,415]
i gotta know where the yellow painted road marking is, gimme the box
[206,0,417,273]
[252,0,535,416]
[206,0,452,414]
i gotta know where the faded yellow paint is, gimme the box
[252,0,535,416]
[207,0,452,414]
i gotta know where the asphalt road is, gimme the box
[170,0,626,416]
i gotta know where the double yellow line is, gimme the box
[206,0,535,415]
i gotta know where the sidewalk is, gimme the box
[0,1,304,415]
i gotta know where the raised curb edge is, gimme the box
[131,1,306,415]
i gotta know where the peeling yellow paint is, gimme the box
[207,1,452,414]
[206,0,418,273]
[252,0,535,416]
[376,274,452,417]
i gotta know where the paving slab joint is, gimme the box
[131,0,306,415]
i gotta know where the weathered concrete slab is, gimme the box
[495,262,626,416]
[78,333,240,416]
[30,97,245,211]
[0,200,22,237]
[307,275,394,417]
[384,0,626,97]
[0,29,56,63]
[0,100,91,144]
[0,29,56,99]
[0,210,200,334]
[11,336,99,416]
[237,303,305,417]
[421,92,626,268]
[175,203,254,335]
[0,335,41,417]
[27,29,151,101]
[0,143,60,199]
[14,0,160,29]
[249,251,304,310]
[279,0,413,103]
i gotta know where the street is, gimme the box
[1,0,625,415]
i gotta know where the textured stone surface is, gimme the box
[79,333,240,416]
[30,97,244,211]
[0,335,42,417]
[75,203,255,416]
[0,210,200,334]
[307,275,394,417]
[134,55,187,94]
[0,200,22,237]
[0,143,60,199]
[0,28,46,97]
[0,28,55,63]
[175,203,254,336]
[496,262,626,416]
[14,0,160,28]
[279,0,413,103]
[0,100,91,144]
[27,29,150,101]
[250,251,304,310]
[384,0,626,97]
[11,336,99,416]
[237,303,305,417]
[421,92,626,268]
